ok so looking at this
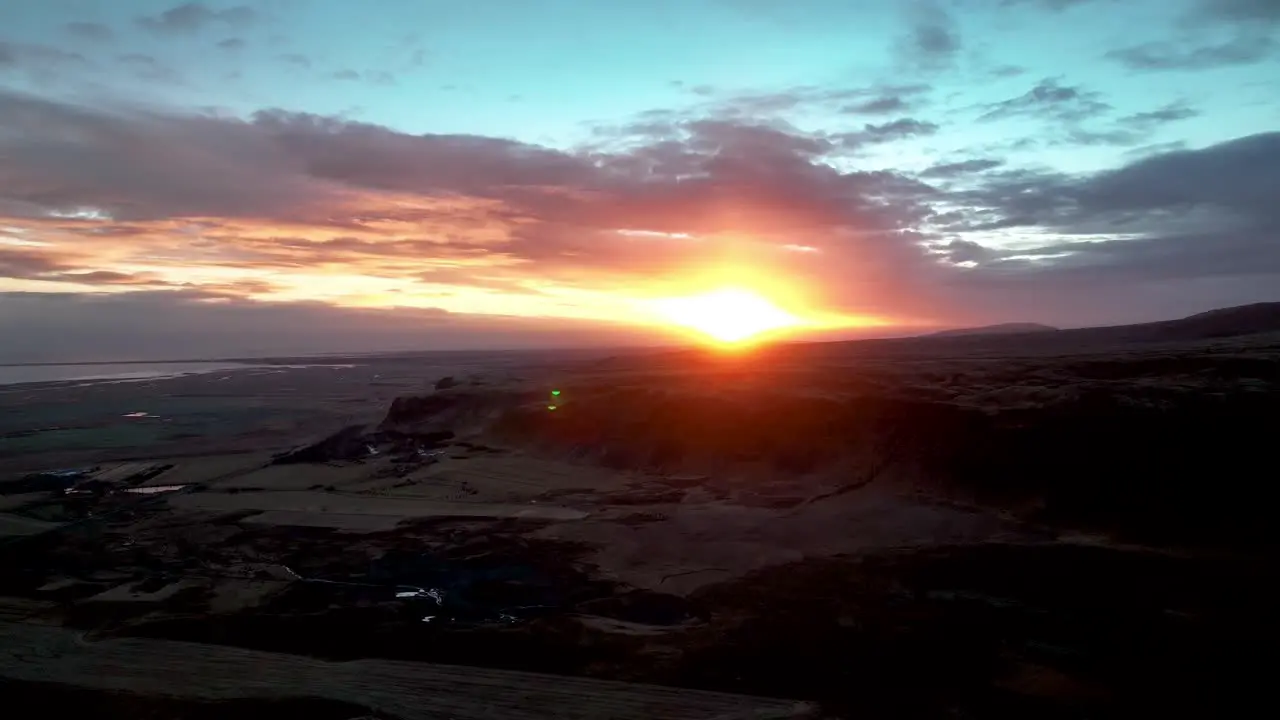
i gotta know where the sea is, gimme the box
[0,362,267,387]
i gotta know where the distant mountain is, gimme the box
[919,303,1280,345]
[1126,302,1280,343]
[899,302,1280,354]
[925,323,1059,338]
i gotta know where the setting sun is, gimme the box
[648,288,803,344]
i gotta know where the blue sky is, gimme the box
[1,0,1278,360]
[5,0,1275,155]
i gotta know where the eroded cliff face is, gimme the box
[409,347,1280,546]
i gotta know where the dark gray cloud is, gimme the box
[841,95,910,115]
[980,78,1111,123]
[911,19,960,59]
[0,90,340,221]
[331,69,360,81]
[1030,229,1280,282]
[64,21,114,41]
[946,132,1280,245]
[920,158,1004,178]
[118,53,183,83]
[899,1,961,70]
[937,239,994,264]
[278,53,311,69]
[842,118,941,146]
[0,89,931,250]
[683,84,932,123]
[998,0,1111,8]
[989,65,1026,78]
[716,0,884,29]
[930,131,1280,319]
[918,133,1280,325]
[1189,0,1280,25]
[1106,35,1274,71]
[216,37,245,50]
[1063,101,1199,147]
[1074,132,1280,221]
[138,3,256,35]
[0,41,92,86]
[0,41,90,70]
[1063,128,1148,147]
[1123,140,1188,159]
[716,89,841,115]
[1100,0,1280,73]
[1122,102,1200,126]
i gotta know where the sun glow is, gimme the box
[648,287,803,344]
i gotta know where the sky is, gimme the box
[1,0,1278,361]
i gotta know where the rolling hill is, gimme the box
[925,322,1059,338]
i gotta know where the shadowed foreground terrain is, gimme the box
[1,305,1278,718]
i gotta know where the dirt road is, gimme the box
[0,621,813,719]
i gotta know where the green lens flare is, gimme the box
[551,390,561,396]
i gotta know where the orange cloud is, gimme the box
[0,89,1020,337]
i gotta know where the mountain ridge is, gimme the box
[924,322,1059,338]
